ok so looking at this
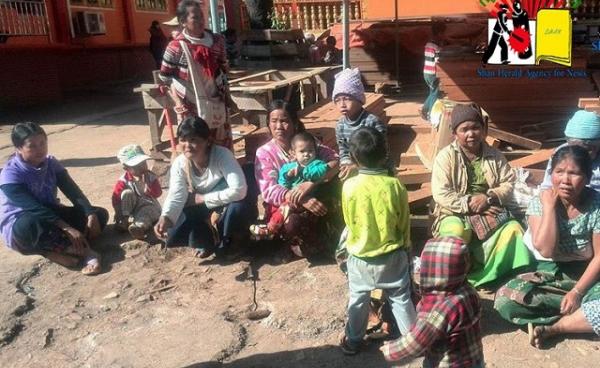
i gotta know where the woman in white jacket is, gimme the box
[155,116,257,258]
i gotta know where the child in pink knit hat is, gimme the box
[333,68,388,180]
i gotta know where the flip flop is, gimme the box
[527,322,535,347]
[81,257,101,276]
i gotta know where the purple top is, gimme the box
[0,154,65,249]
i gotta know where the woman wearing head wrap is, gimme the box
[495,145,600,348]
[430,103,533,288]
[541,110,600,192]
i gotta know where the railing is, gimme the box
[273,0,363,31]
[573,0,600,20]
[0,0,49,37]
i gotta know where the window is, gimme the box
[69,0,114,8]
[135,0,168,12]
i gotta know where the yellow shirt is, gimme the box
[342,170,411,258]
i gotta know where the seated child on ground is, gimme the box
[340,127,416,355]
[381,236,484,368]
[333,68,388,180]
[250,131,330,239]
[112,144,162,240]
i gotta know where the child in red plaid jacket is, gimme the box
[381,236,484,368]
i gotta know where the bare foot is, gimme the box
[529,324,554,349]
[44,251,79,268]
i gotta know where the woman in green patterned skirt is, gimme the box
[495,145,600,345]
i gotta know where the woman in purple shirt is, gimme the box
[0,123,108,275]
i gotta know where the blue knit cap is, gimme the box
[564,110,600,140]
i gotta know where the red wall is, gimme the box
[0,46,156,107]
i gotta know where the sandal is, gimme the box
[81,257,101,276]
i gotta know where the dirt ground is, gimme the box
[0,84,599,368]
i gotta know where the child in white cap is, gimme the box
[113,145,162,239]
[333,68,388,180]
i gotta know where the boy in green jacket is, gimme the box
[340,127,416,355]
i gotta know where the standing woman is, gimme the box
[0,122,109,275]
[495,145,600,347]
[159,0,232,149]
[431,103,532,287]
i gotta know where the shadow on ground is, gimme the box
[183,344,391,368]
[61,156,119,168]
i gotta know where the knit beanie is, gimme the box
[451,103,484,131]
[332,68,366,104]
[564,110,600,140]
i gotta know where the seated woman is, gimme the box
[154,116,257,258]
[431,103,532,287]
[0,122,109,275]
[494,145,600,347]
[540,110,600,192]
[254,100,341,260]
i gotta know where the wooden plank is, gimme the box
[488,127,542,150]
[228,69,277,84]
[485,136,501,148]
[410,215,432,229]
[408,187,432,207]
[397,168,431,185]
[415,142,433,170]
[508,148,554,168]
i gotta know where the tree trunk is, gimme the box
[245,0,273,29]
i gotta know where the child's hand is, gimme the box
[338,163,357,181]
[286,166,299,179]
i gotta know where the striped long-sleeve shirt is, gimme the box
[335,109,386,165]
[424,41,440,75]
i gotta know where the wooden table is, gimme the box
[228,66,338,126]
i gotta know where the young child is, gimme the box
[340,127,416,355]
[333,68,387,181]
[381,236,484,368]
[421,22,446,121]
[322,35,341,65]
[112,144,162,240]
[250,132,330,239]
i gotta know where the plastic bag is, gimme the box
[506,168,539,220]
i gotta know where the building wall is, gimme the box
[364,0,486,19]
[0,0,177,108]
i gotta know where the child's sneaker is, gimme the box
[128,223,148,240]
[339,335,360,355]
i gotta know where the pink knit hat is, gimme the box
[332,68,366,104]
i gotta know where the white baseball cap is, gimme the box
[117,144,151,167]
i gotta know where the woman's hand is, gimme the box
[483,206,503,216]
[154,216,173,240]
[302,197,327,216]
[85,213,102,239]
[195,193,205,205]
[468,194,489,214]
[338,163,358,181]
[540,188,559,208]
[63,226,89,256]
[288,181,315,206]
[560,289,582,315]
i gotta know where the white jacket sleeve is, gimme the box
[203,147,248,209]
[161,155,189,224]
